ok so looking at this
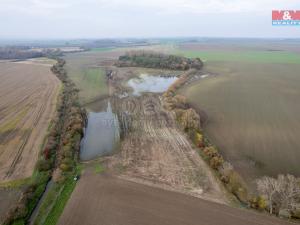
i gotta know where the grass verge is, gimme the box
[42,178,77,225]
[33,164,83,225]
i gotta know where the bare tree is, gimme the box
[256,176,278,214]
[256,174,300,215]
[276,174,300,211]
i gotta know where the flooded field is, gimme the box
[80,102,120,161]
[127,74,177,96]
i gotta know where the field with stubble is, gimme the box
[0,59,60,182]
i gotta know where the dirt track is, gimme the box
[58,171,292,225]
[0,61,60,181]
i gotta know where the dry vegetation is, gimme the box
[109,95,226,203]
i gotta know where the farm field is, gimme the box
[178,40,300,54]
[0,60,61,181]
[180,50,300,64]
[0,59,60,223]
[180,57,300,187]
[63,50,121,106]
[58,171,290,225]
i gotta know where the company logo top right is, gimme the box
[272,10,300,26]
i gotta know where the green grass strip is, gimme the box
[178,50,300,64]
[42,179,76,225]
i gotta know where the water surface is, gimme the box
[127,74,177,96]
[80,102,120,161]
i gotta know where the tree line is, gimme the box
[0,47,62,60]
[115,51,203,70]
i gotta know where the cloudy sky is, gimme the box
[0,0,299,39]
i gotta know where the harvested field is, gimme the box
[58,171,291,225]
[109,94,226,203]
[0,61,60,181]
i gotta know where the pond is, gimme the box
[80,102,120,161]
[127,74,178,96]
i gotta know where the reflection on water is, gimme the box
[80,102,120,161]
[127,74,178,96]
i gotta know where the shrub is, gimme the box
[36,159,51,172]
[63,149,73,158]
[43,147,51,160]
[62,144,72,151]
[209,156,224,169]
[60,163,72,172]
[52,168,64,183]
[250,196,267,210]
[62,158,73,166]
[194,132,204,148]
[180,108,200,131]
[292,208,300,219]
[203,146,218,158]
[227,171,248,203]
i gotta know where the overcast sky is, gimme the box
[0,0,299,39]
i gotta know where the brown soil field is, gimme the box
[0,60,61,182]
[58,171,292,225]
[180,61,300,189]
